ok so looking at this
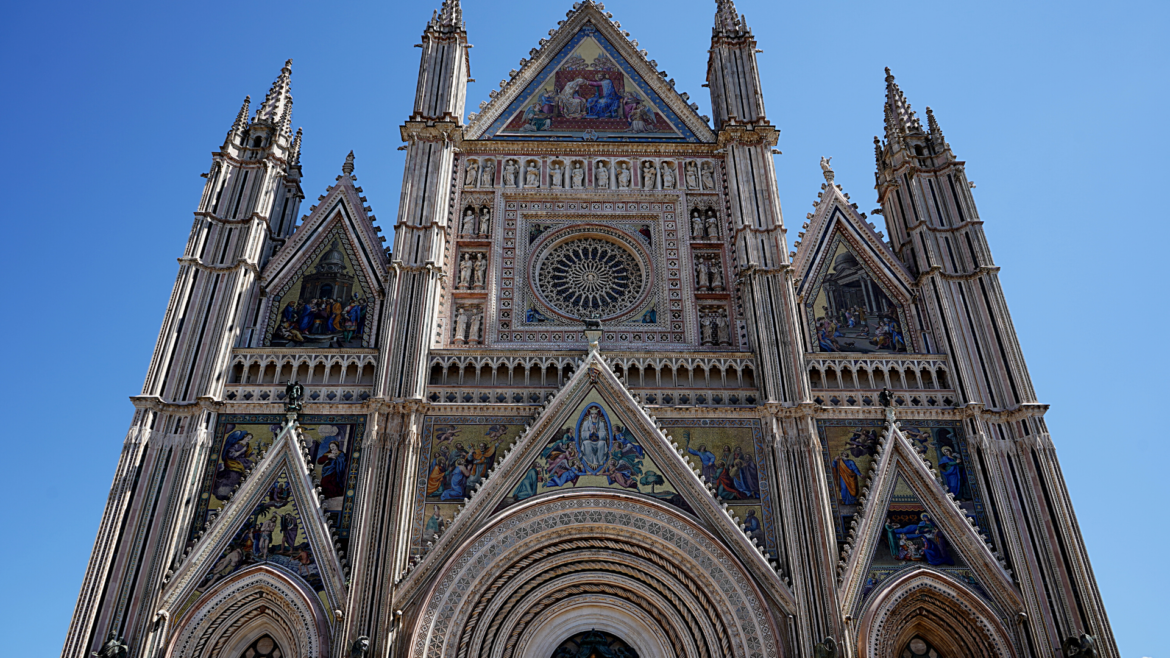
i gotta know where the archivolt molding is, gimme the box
[165,565,331,658]
[513,595,677,658]
[857,569,1017,658]
[406,492,780,658]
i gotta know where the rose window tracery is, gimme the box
[536,237,645,319]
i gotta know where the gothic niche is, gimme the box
[688,207,720,240]
[699,305,732,346]
[693,252,725,292]
[810,241,907,354]
[452,305,484,345]
[550,630,639,658]
[458,205,491,238]
[455,251,487,290]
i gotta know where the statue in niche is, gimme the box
[701,161,716,190]
[503,160,519,187]
[700,312,715,345]
[479,158,495,187]
[704,208,719,238]
[350,637,371,658]
[457,253,472,289]
[478,207,491,236]
[595,161,610,189]
[690,209,703,239]
[696,258,710,290]
[708,256,724,290]
[460,208,476,236]
[716,311,731,345]
[617,162,632,189]
[570,162,585,189]
[641,161,657,189]
[468,309,483,344]
[525,161,540,187]
[685,161,700,190]
[661,162,676,189]
[454,307,469,343]
[550,162,564,188]
[472,253,486,289]
[464,161,478,187]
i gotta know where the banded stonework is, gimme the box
[63,1,1116,657]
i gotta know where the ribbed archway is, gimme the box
[408,492,781,658]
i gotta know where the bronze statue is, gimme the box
[878,387,893,408]
[1063,634,1099,658]
[813,635,837,658]
[92,632,129,658]
[350,635,371,658]
[285,380,304,414]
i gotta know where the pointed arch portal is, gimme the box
[408,491,782,658]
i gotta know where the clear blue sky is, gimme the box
[1,0,1165,655]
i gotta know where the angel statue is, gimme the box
[285,380,304,414]
[92,633,129,658]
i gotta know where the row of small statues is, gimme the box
[694,254,725,291]
[456,253,487,290]
[690,207,721,239]
[452,306,484,344]
[458,206,491,237]
[464,158,718,191]
[699,307,733,346]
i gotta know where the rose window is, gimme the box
[536,237,645,319]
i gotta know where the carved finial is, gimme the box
[926,106,948,150]
[290,127,303,166]
[433,0,463,29]
[873,136,884,171]
[256,59,293,127]
[714,0,743,34]
[225,95,250,146]
[882,67,923,137]
[819,156,834,183]
[342,150,355,176]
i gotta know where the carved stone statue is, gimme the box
[813,636,837,658]
[503,159,519,187]
[595,161,609,189]
[641,160,657,189]
[350,636,371,658]
[700,312,715,345]
[550,162,564,188]
[92,632,129,658]
[454,308,469,343]
[708,256,724,290]
[700,161,716,190]
[1063,634,1099,658]
[696,258,710,289]
[820,156,835,182]
[468,310,483,344]
[685,161,699,189]
[284,380,304,414]
[661,162,676,189]
[704,209,719,238]
[524,161,540,187]
[472,253,486,289]
[570,162,585,189]
[617,162,632,189]
[460,208,476,236]
[715,311,731,345]
[464,161,478,187]
[479,158,495,187]
[457,253,472,289]
[478,207,491,236]
[690,209,703,239]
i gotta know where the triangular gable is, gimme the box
[397,350,795,611]
[835,412,1020,617]
[466,4,713,143]
[795,179,919,354]
[161,421,347,619]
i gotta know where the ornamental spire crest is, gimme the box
[714,0,746,35]
[255,59,293,130]
[883,67,923,138]
[429,0,463,32]
[223,95,250,148]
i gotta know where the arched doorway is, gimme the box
[548,629,639,658]
[406,491,782,658]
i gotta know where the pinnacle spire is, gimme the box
[926,106,948,151]
[224,95,250,146]
[256,59,293,129]
[429,0,463,31]
[342,150,355,176]
[714,0,746,35]
[874,136,884,172]
[883,67,923,138]
[290,127,303,167]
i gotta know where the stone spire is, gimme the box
[713,0,746,35]
[430,0,463,32]
[873,135,885,172]
[224,95,250,148]
[883,67,924,138]
[926,106,949,152]
[255,59,293,130]
[290,127,303,166]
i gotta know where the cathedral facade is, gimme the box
[65,2,1116,657]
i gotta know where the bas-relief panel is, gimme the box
[190,415,367,550]
[411,406,775,560]
[180,470,329,615]
[484,23,697,142]
[265,230,373,349]
[808,240,908,354]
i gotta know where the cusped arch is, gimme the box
[857,569,1017,658]
[166,565,331,658]
[409,491,781,658]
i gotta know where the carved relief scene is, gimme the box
[265,230,372,348]
[807,239,908,354]
[190,415,366,547]
[484,24,697,141]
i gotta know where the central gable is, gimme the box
[479,22,701,142]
